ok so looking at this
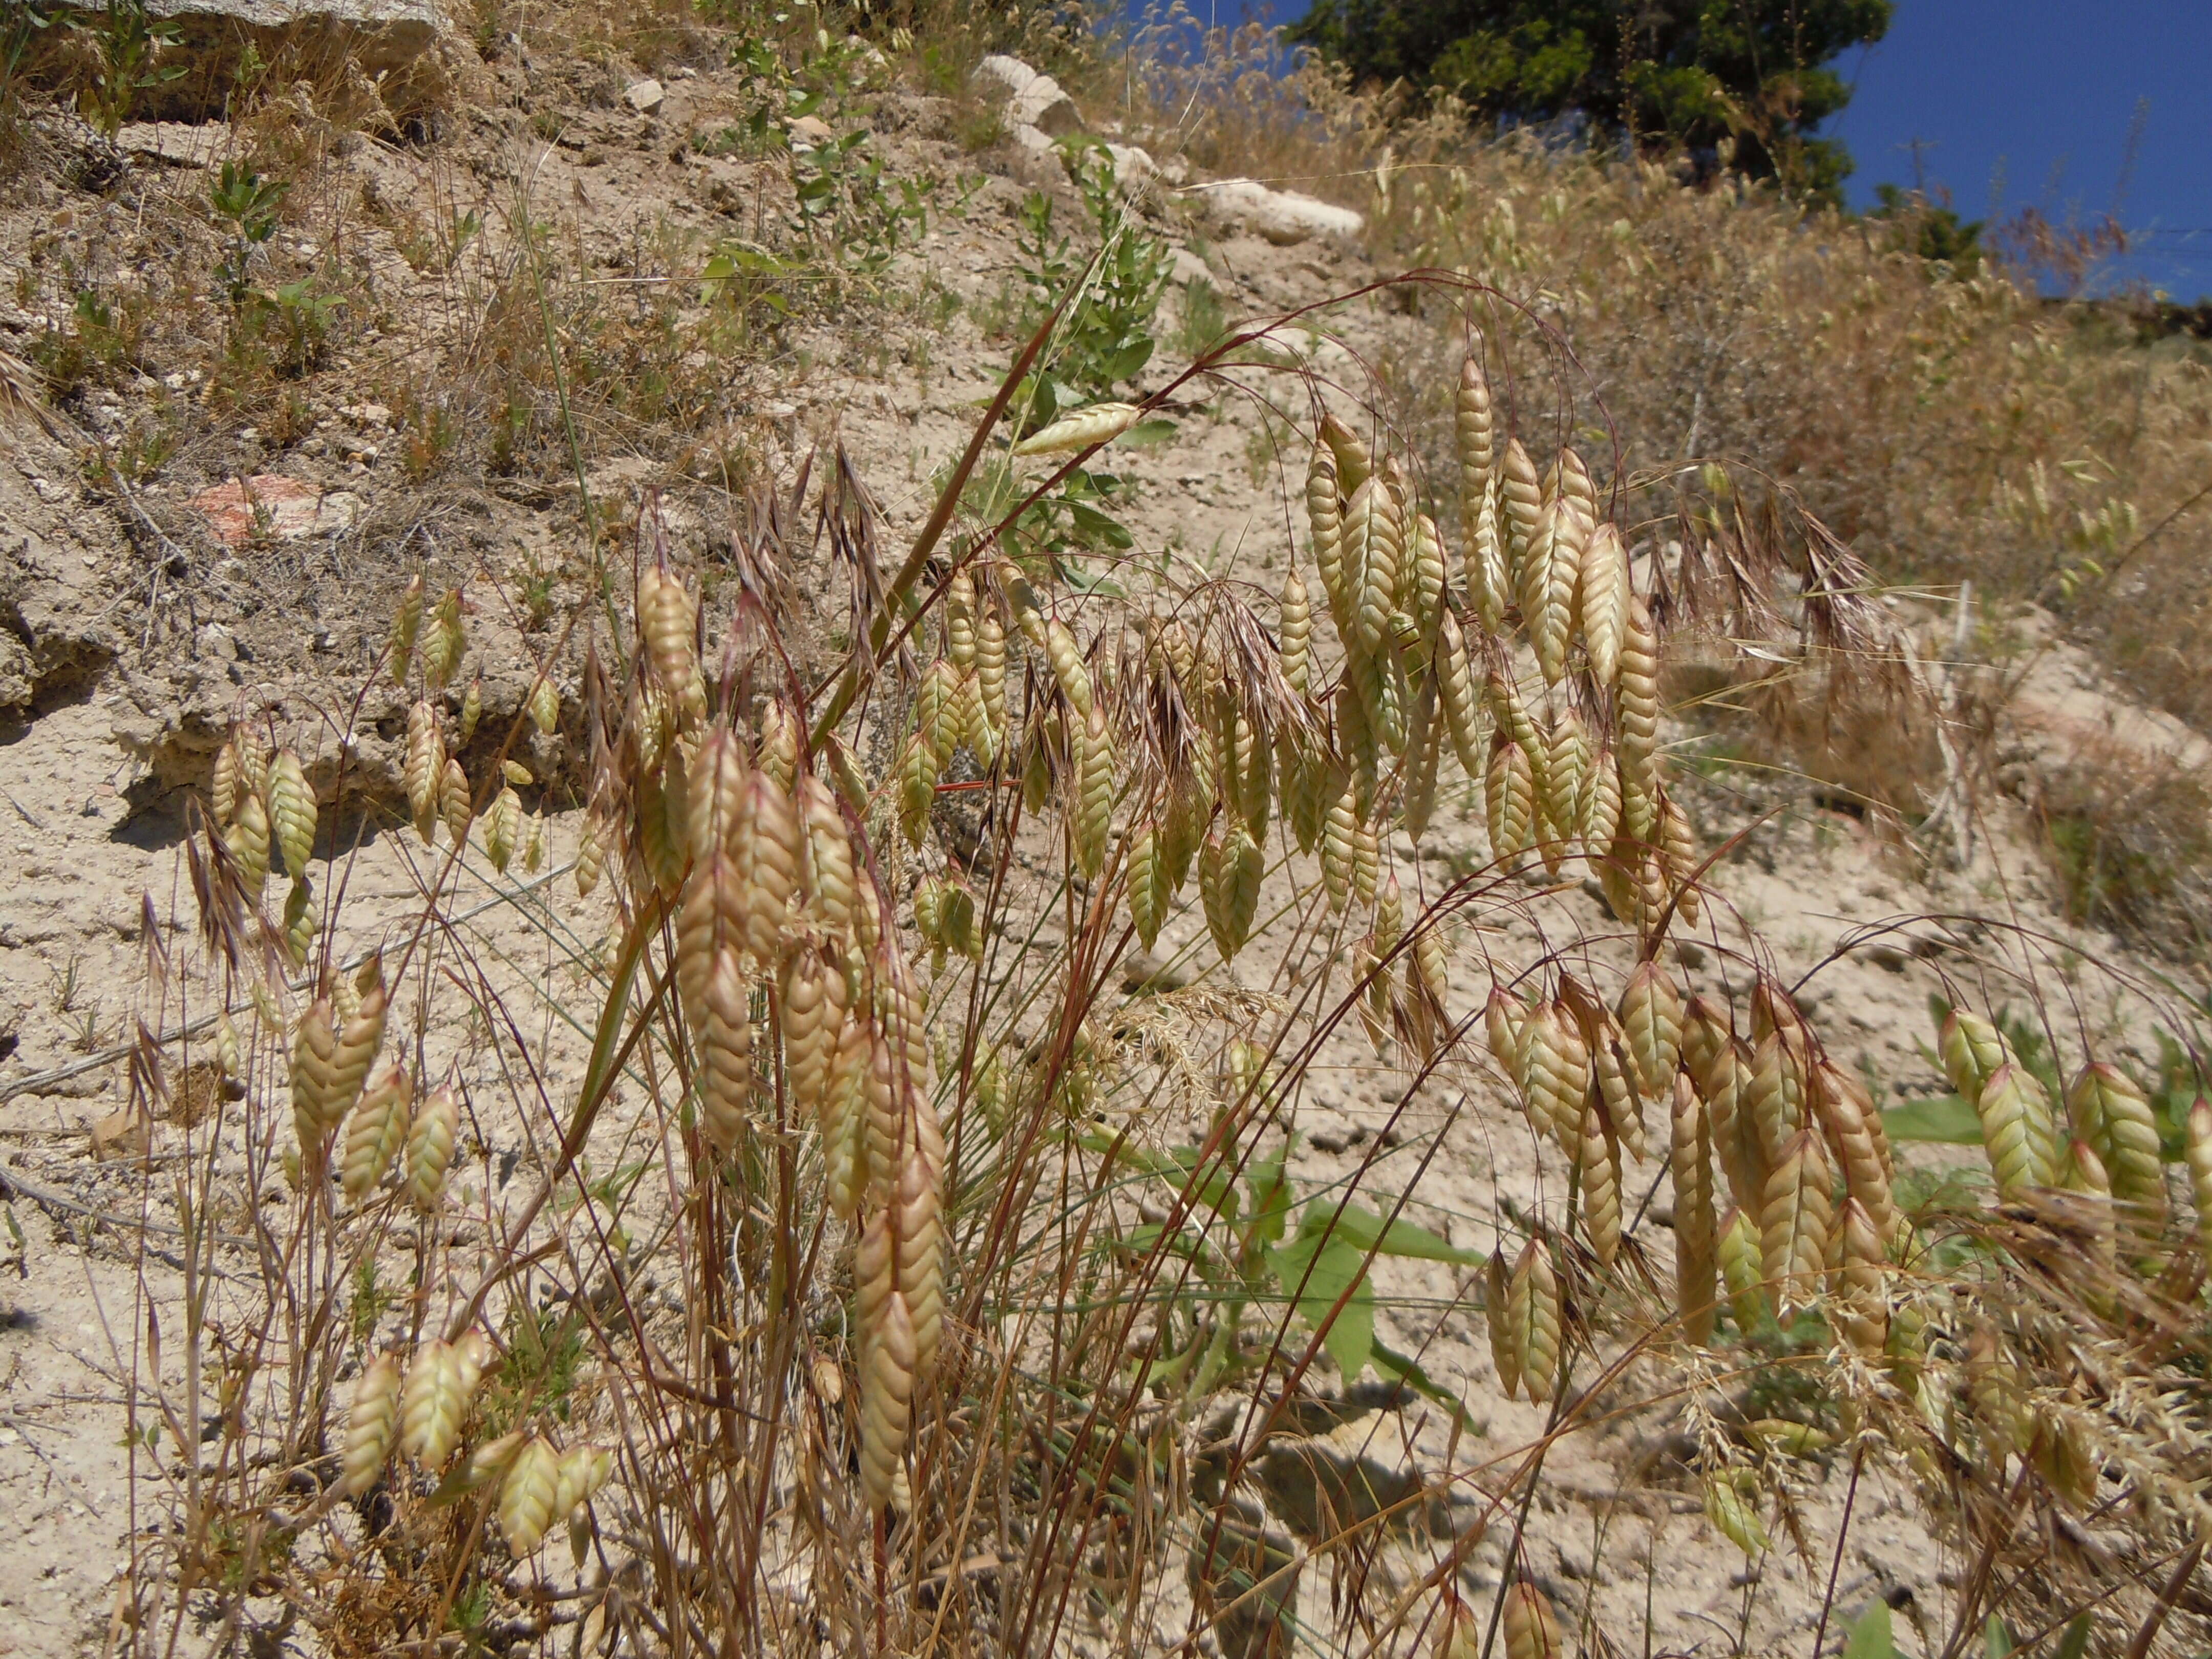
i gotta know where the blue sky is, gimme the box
[1827,0,2212,300]
[1180,1,2212,301]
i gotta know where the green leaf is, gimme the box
[1983,1614,2014,1659]
[1121,418,1180,449]
[1369,1338,1481,1432]
[1843,1600,1894,1659]
[1294,1200,1485,1267]
[1883,1095,1983,1144]
[1066,501,1133,549]
[1304,1238,1374,1379]
[2052,1614,2093,1659]
[1245,1138,1295,1249]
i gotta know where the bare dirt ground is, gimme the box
[0,38,2195,1659]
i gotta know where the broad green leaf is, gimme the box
[1245,1138,1294,1249]
[1984,1614,2014,1659]
[1843,1600,1893,1659]
[1883,1095,1983,1144]
[2052,1614,2092,1659]
[1265,1236,1374,1380]
[1121,418,1180,448]
[1294,1200,1484,1267]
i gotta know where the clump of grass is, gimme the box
[85,261,2212,1659]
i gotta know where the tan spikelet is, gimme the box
[697,948,752,1152]
[388,573,424,685]
[1671,1072,1718,1343]
[1578,521,1630,685]
[1512,1237,1561,1403]
[342,1060,411,1202]
[1976,1062,2058,1197]
[1497,438,1541,592]
[438,756,472,846]
[1760,1130,1833,1316]
[1718,1204,1765,1330]
[737,769,801,962]
[290,997,338,1151]
[637,562,703,721]
[1519,1001,1588,1147]
[781,942,847,1123]
[398,1339,472,1472]
[404,701,442,841]
[1617,962,1683,1100]
[1278,565,1313,696]
[1436,611,1485,775]
[2068,1061,2165,1243]
[265,749,315,878]
[687,727,749,862]
[856,1209,917,1512]
[893,1138,945,1382]
[1833,1196,1890,1355]
[406,1084,460,1211]
[1542,710,1589,860]
[343,1353,404,1496]
[485,784,521,872]
[1402,684,1443,841]
[1484,985,1527,1081]
[1321,776,1358,910]
[1455,350,1494,512]
[1617,595,1662,838]
[1939,1008,2008,1101]
[823,1017,871,1220]
[322,955,386,1129]
[1344,475,1402,654]
[499,1437,562,1554]
[1590,1008,1647,1161]
[1485,735,1535,860]
[1484,1251,1520,1398]
[1658,791,1701,925]
[226,787,272,897]
[1746,1028,1807,1171]
[1578,1089,1622,1266]
[1013,399,1142,454]
[1502,1581,1562,1659]
[1812,1060,1897,1243]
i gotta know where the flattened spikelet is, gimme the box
[1618,961,1683,1100]
[268,749,315,877]
[1578,521,1629,686]
[1759,1130,1833,1316]
[1512,1237,1561,1402]
[1671,1072,1718,1343]
[1485,735,1534,860]
[399,1339,474,1471]
[1976,1061,2057,1197]
[1578,1089,1622,1265]
[343,1353,405,1496]
[405,701,443,841]
[2068,1061,2166,1241]
[1498,438,1541,591]
[1013,400,1142,455]
[1502,1581,1562,1659]
[856,1209,917,1512]
[1484,1252,1520,1398]
[439,757,472,847]
[1278,565,1312,696]
[499,1438,561,1554]
[697,948,753,1152]
[406,1084,460,1211]
[342,1060,411,1202]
